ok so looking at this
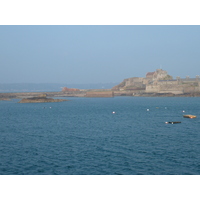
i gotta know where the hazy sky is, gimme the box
[0,25,200,84]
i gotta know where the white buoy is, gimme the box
[112,111,115,114]
[147,109,149,111]
[183,110,185,112]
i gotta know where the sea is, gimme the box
[0,96,200,175]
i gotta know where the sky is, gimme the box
[0,25,200,84]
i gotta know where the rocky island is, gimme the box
[18,94,67,103]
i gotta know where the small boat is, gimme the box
[183,115,197,118]
[165,121,181,124]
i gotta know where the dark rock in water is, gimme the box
[18,96,68,103]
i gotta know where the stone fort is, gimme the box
[112,69,200,94]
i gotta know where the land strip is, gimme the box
[1,90,200,101]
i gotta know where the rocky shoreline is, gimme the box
[114,91,200,97]
[0,98,11,101]
[1,90,200,102]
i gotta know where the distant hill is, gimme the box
[0,82,119,92]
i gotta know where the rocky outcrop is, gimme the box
[18,96,68,103]
[0,91,87,99]
[113,91,200,97]
[112,78,146,91]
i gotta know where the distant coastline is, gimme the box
[1,90,200,101]
[1,69,200,99]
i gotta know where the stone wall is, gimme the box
[146,85,160,93]
[146,82,184,94]
[157,80,178,85]
[183,86,196,93]
[85,91,114,97]
[159,85,184,94]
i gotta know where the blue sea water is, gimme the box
[0,97,200,175]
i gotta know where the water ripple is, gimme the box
[1,97,200,174]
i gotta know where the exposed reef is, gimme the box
[18,96,67,103]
